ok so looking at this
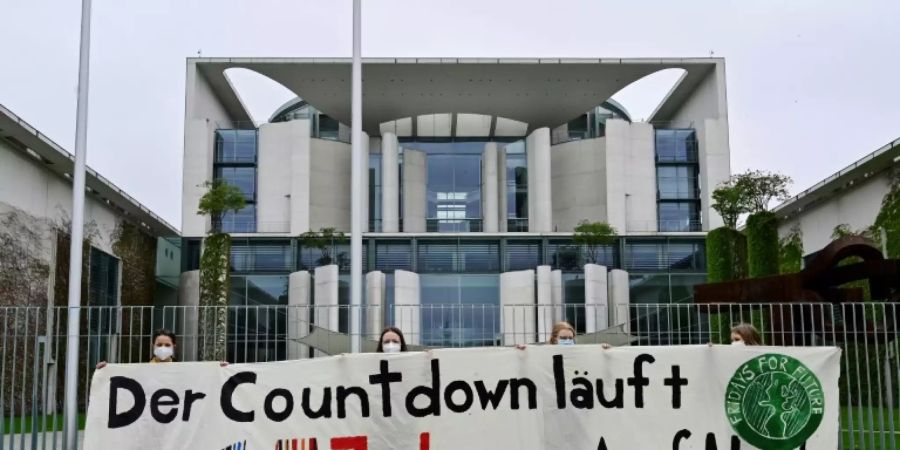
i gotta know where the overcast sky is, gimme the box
[2,0,899,230]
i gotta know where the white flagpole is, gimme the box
[63,0,93,447]
[349,0,363,353]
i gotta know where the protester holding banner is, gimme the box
[376,326,408,353]
[549,321,576,345]
[96,328,228,368]
[730,323,762,346]
[95,328,177,369]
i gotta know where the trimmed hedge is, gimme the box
[705,227,748,283]
[746,211,779,278]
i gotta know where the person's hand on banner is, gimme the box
[95,361,107,370]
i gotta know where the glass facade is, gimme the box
[228,275,289,362]
[180,234,708,351]
[550,102,631,145]
[399,139,526,233]
[214,129,258,233]
[420,274,500,347]
[504,140,528,231]
[655,129,701,232]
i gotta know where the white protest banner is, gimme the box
[84,345,840,450]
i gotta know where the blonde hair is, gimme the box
[549,321,576,344]
[731,323,762,345]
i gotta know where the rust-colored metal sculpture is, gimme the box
[694,236,900,344]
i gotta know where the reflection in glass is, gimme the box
[655,129,697,163]
[420,274,499,347]
[215,129,257,163]
[227,275,288,363]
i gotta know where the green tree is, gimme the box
[197,180,247,229]
[711,179,750,229]
[299,227,348,266]
[196,180,245,362]
[573,221,617,265]
[733,170,793,213]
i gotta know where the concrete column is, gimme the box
[402,149,427,232]
[365,271,385,340]
[181,120,215,237]
[314,265,340,332]
[361,131,370,232]
[289,120,313,235]
[535,266,553,342]
[381,132,400,232]
[526,127,552,232]
[700,118,730,230]
[551,269,564,323]
[394,270,421,345]
[606,120,655,233]
[498,147,508,232]
[482,142,499,232]
[608,269,630,332]
[584,264,609,333]
[288,271,311,360]
[500,269,536,345]
[259,121,307,233]
[177,270,200,362]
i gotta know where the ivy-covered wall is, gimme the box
[746,211,779,278]
[705,227,748,283]
[778,226,804,274]
[199,232,230,361]
[873,169,900,258]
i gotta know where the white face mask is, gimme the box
[731,340,745,347]
[558,338,575,346]
[382,342,401,353]
[154,346,174,361]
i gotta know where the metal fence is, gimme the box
[0,303,896,449]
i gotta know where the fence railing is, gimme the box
[0,303,896,449]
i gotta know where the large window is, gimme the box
[655,129,698,163]
[504,141,528,231]
[417,239,500,273]
[426,152,482,232]
[420,274,500,347]
[655,129,700,232]
[658,202,699,233]
[214,129,258,233]
[369,154,383,231]
[215,130,257,163]
[228,275,288,363]
[657,166,698,200]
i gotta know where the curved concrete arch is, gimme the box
[608,68,687,122]
[223,67,300,125]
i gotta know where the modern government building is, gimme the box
[177,57,731,360]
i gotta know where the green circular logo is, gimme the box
[725,354,825,450]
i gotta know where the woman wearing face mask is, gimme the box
[730,323,762,346]
[549,321,577,346]
[96,329,228,368]
[95,328,177,369]
[376,326,408,354]
[516,321,610,349]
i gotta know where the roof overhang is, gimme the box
[0,103,179,237]
[772,137,900,220]
[194,57,720,134]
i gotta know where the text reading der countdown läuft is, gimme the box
[84,346,840,450]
